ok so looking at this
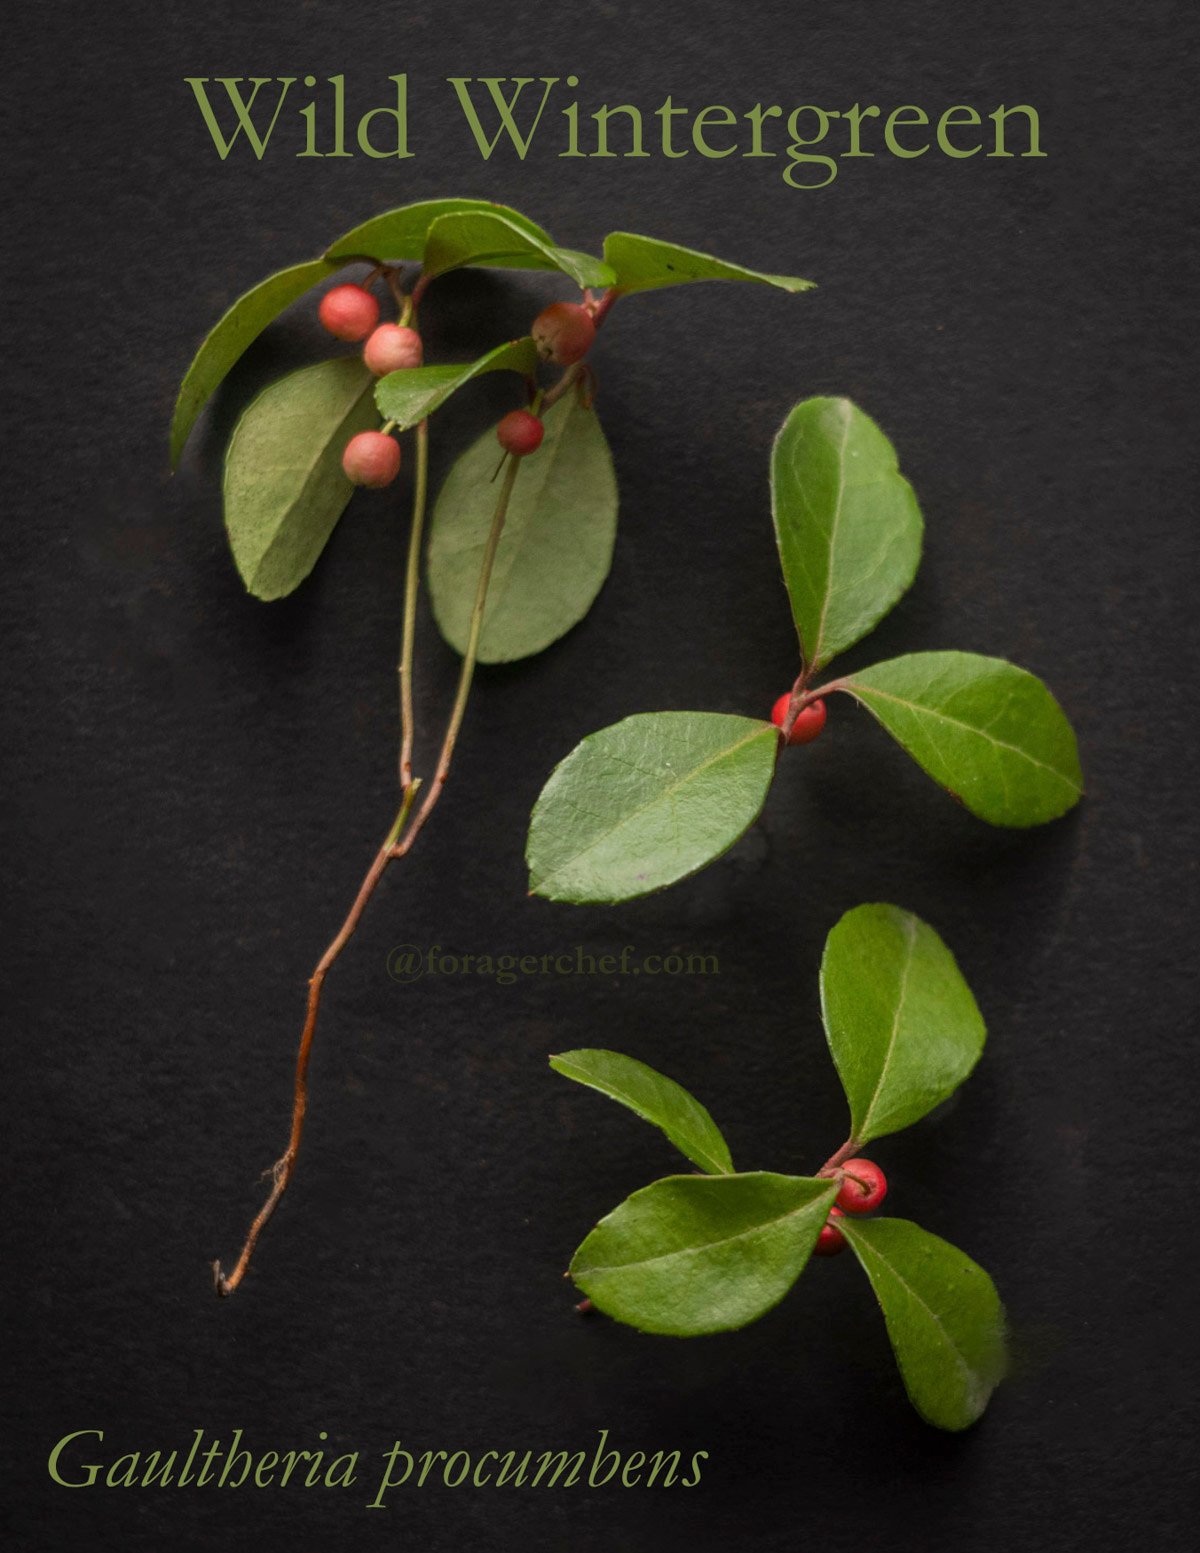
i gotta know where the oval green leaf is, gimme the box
[325,197,553,262]
[572,1173,838,1336]
[840,651,1084,827]
[603,232,814,296]
[771,398,923,671]
[223,356,377,601]
[550,1049,733,1175]
[427,392,617,662]
[841,1217,1007,1431]
[374,337,539,432]
[171,257,339,468]
[820,904,986,1144]
[527,712,779,904]
[423,211,615,290]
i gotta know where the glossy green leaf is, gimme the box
[551,1049,733,1175]
[842,1218,1007,1431]
[222,357,377,601]
[427,393,617,662]
[325,197,553,262]
[603,231,814,296]
[423,211,615,290]
[572,1173,837,1336]
[840,651,1084,827]
[171,257,339,467]
[527,713,779,904]
[374,338,539,431]
[820,905,986,1144]
[771,398,923,670]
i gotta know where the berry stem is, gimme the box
[398,417,430,793]
[387,455,522,862]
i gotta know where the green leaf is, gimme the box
[771,398,923,670]
[839,651,1084,827]
[550,1049,733,1175]
[325,197,553,261]
[820,905,986,1143]
[572,1173,838,1336]
[602,232,814,296]
[527,713,779,904]
[841,1218,1007,1431]
[171,258,338,468]
[373,337,539,431]
[222,356,377,601]
[423,211,615,290]
[427,394,617,662]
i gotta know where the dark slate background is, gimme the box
[4,2,1197,1549]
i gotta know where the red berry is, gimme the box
[342,430,400,488]
[363,324,423,375]
[814,1206,847,1257]
[835,1158,888,1215]
[496,409,545,457]
[770,693,827,746]
[318,284,380,342]
[532,301,596,365]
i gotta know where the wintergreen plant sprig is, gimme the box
[526,397,1084,904]
[554,903,1006,1432]
[172,196,813,1295]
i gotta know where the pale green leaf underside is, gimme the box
[423,211,615,290]
[603,231,814,295]
[222,357,377,601]
[771,397,923,670]
[170,257,338,468]
[551,1049,733,1176]
[572,1173,837,1336]
[820,904,986,1143]
[374,338,539,431]
[325,197,554,262]
[842,1217,1007,1431]
[842,651,1084,827]
[527,713,779,904]
[427,394,617,663]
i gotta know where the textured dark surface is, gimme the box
[3,2,1197,1549]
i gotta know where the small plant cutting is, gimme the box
[171,197,814,1295]
[553,903,1006,1432]
[526,396,1084,903]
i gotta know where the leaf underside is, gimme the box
[551,1049,734,1175]
[222,356,377,600]
[820,904,986,1143]
[572,1172,838,1336]
[771,397,923,670]
[427,393,617,663]
[603,231,814,295]
[842,1217,1007,1431]
[526,712,779,904]
[842,651,1084,827]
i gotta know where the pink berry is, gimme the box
[532,301,596,365]
[342,430,400,488]
[496,409,545,457]
[318,284,380,342]
[770,693,827,746]
[836,1159,888,1215]
[814,1207,847,1257]
[363,324,424,375]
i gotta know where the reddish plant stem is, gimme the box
[816,1137,860,1178]
[213,788,417,1296]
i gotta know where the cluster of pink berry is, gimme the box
[814,1159,888,1256]
[318,282,599,492]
